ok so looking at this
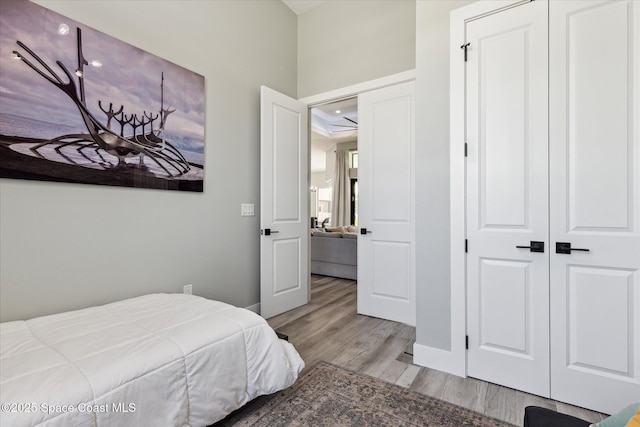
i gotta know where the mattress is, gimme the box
[0,293,304,426]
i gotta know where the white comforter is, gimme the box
[0,293,304,427]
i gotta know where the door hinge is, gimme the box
[461,42,470,62]
[465,335,469,350]
[465,239,468,253]
[464,142,468,157]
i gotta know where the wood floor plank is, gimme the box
[483,383,520,426]
[359,334,413,377]
[273,291,356,342]
[394,363,421,388]
[375,358,413,384]
[321,316,389,371]
[391,322,416,341]
[268,280,355,330]
[273,275,608,426]
[440,374,488,414]
[409,367,449,399]
[555,402,607,423]
[514,390,558,421]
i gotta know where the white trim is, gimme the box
[444,2,470,379]
[245,303,260,314]
[299,70,415,106]
[413,343,466,378]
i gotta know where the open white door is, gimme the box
[357,81,416,326]
[260,86,309,319]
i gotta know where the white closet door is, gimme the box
[549,1,640,415]
[465,0,550,397]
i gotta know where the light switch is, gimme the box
[241,203,255,217]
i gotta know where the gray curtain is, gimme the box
[331,149,351,226]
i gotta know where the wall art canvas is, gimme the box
[0,0,205,192]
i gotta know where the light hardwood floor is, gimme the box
[267,275,608,427]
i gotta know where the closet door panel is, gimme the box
[549,0,640,415]
[567,1,634,230]
[567,266,634,374]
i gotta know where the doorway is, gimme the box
[307,80,417,327]
[308,97,359,289]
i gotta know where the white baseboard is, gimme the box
[244,303,260,314]
[413,343,466,378]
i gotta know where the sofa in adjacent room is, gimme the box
[310,229,357,280]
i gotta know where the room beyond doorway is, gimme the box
[309,96,358,231]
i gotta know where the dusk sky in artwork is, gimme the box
[0,0,205,155]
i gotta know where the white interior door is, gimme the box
[549,1,640,414]
[260,86,309,319]
[357,81,416,326]
[465,0,550,397]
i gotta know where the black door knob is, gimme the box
[516,241,545,253]
[556,242,590,254]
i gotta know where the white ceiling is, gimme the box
[311,97,358,140]
[281,0,327,15]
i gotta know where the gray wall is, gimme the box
[1,0,473,353]
[298,0,416,98]
[0,0,297,322]
[414,0,474,350]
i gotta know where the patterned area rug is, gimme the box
[215,361,516,426]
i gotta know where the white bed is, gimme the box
[0,293,304,426]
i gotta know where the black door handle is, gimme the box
[262,228,279,236]
[360,228,372,235]
[516,241,545,253]
[556,242,590,254]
